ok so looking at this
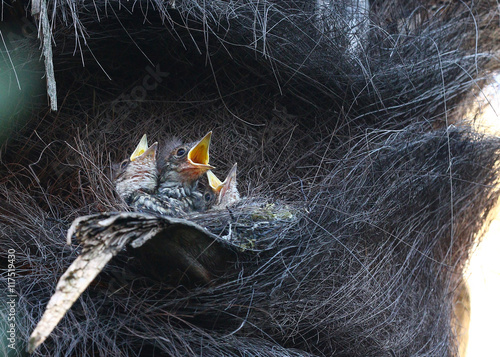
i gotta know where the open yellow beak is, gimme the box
[130,134,149,161]
[207,163,238,204]
[187,131,214,171]
[207,170,223,192]
[141,142,158,159]
[218,163,237,201]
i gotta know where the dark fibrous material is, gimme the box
[1,0,500,356]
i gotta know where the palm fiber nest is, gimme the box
[1,0,500,356]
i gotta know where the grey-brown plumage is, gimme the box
[113,133,213,217]
[113,134,161,212]
[154,131,214,216]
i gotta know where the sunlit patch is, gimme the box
[464,72,500,357]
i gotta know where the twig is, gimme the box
[33,0,58,111]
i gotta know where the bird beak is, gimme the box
[207,163,238,204]
[218,163,238,204]
[187,131,215,172]
[130,134,149,161]
[207,170,223,192]
[140,142,158,159]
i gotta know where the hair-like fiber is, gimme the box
[1,0,500,356]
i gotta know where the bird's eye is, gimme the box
[120,160,129,170]
[204,192,212,202]
[176,147,187,157]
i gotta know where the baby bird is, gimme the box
[205,163,240,209]
[156,131,215,216]
[114,134,158,210]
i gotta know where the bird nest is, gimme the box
[1,0,500,356]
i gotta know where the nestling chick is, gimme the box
[114,134,158,208]
[205,163,240,209]
[154,131,215,215]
